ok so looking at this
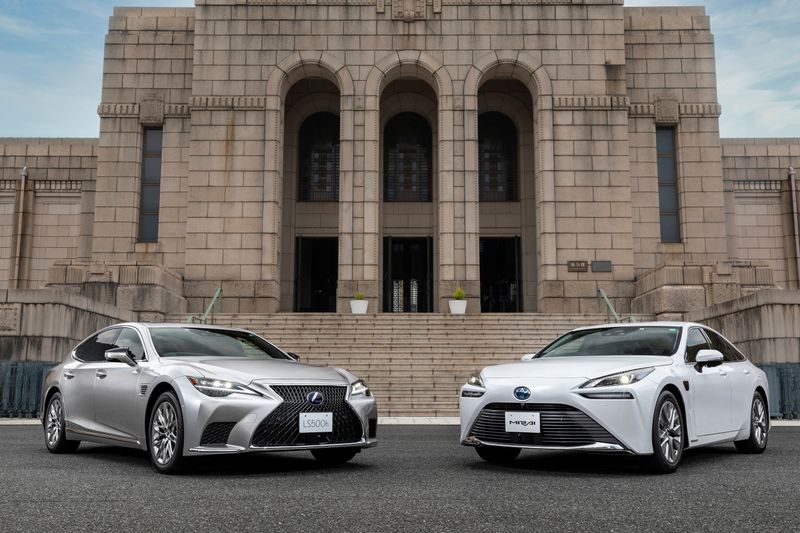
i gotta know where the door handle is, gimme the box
[96,370,108,379]
[718,371,728,377]
[64,371,75,380]
[744,369,751,375]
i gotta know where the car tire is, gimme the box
[476,445,521,464]
[311,447,360,465]
[148,391,185,475]
[43,392,80,454]
[735,391,768,454]
[644,390,684,474]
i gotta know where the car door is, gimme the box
[93,327,147,443]
[704,329,753,427]
[61,329,121,434]
[686,327,733,436]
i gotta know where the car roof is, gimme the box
[571,321,704,332]
[114,322,251,333]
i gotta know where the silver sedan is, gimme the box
[41,323,377,473]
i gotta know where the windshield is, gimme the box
[537,326,682,358]
[150,327,291,359]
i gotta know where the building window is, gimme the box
[479,112,518,202]
[139,128,162,243]
[657,127,681,243]
[299,112,340,202]
[384,112,432,202]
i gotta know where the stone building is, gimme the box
[1,0,799,349]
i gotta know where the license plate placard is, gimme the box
[505,411,541,433]
[299,412,333,433]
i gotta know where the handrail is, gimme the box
[186,287,223,324]
[596,288,621,323]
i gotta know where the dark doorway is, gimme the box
[480,237,521,313]
[383,237,433,313]
[295,237,338,312]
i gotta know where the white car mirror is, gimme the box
[695,349,723,367]
[521,353,537,361]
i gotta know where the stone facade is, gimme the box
[0,1,798,320]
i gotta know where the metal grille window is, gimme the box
[479,112,518,202]
[657,127,681,243]
[139,128,162,242]
[384,112,432,202]
[299,112,340,202]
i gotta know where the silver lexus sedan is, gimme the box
[41,323,377,473]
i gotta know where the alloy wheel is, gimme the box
[658,400,682,465]
[752,397,767,446]
[46,398,63,447]
[151,401,178,465]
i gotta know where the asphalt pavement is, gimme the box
[1,425,798,532]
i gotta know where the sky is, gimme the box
[0,0,797,139]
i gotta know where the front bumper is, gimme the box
[460,376,658,455]
[175,379,378,456]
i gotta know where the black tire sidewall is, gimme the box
[148,392,184,473]
[750,392,768,451]
[650,391,683,473]
[44,393,66,452]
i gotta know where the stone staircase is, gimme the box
[164,313,637,416]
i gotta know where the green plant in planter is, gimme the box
[355,291,365,301]
[452,287,466,301]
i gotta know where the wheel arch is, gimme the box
[144,381,179,446]
[42,385,61,420]
[755,385,769,427]
[661,383,689,448]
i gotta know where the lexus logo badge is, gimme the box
[514,387,531,401]
[307,391,324,406]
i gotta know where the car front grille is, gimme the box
[250,385,363,448]
[469,403,622,447]
[200,422,236,445]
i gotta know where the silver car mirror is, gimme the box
[287,352,300,362]
[105,348,137,367]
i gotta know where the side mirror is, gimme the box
[695,349,723,371]
[287,352,300,362]
[105,348,137,367]
[521,353,537,361]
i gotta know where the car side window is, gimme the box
[116,328,146,360]
[685,328,710,363]
[75,329,121,362]
[704,329,745,362]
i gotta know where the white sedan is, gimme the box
[460,322,770,473]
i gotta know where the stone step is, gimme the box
[155,312,654,416]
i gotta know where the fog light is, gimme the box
[461,390,485,398]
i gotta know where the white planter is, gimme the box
[448,300,467,315]
[350,300,368,314]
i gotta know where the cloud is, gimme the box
[626,0,800,137]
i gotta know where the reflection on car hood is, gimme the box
[482,356,673,380]
[161,357,348,384]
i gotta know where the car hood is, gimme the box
[160,357,348,385]
[481,356,673,381]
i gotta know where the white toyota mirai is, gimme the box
[460,322,770,473]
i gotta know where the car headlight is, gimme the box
[581,367,655,388]
[188,376,261,398]
[350,379,371,397]
[467,372,485,388]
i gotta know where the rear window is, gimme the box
[149,327,290,359]
[538,326,682,358]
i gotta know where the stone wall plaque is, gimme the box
[139,94,165,126]
[655,98,680,125]
[0,304,21,336]
[592,261,614,273]
[392,0,425,21]
[567,261,589,273]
